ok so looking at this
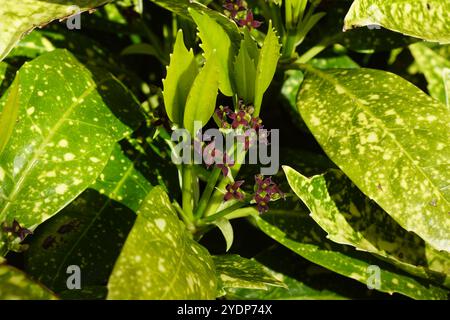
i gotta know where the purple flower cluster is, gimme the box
[222,174,284,214]
[2,219,32,241]
[253,174,284,213]
[215,102,264,152]
[223,0,262,29]
[215,102,262,131]
[203,140,235,177]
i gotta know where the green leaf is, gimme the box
[0,49,142,231]
[410,43,450,104]
[309,55,360,70]
[24,142,152,297]
[344,0,450,44]
[0,61,15,96]
[306,2,417,54]
[148,0,241,46]
[213,254,285,296]
[121,43,168,65]
[91,142,153,211]
[0,0,114,61]
[252,209,449,299]
[0,71,20,156]
[0,263,57,300]
[296,66,450,252]
[254,21,281,115]
[283,166,450,288]
[107,186,217,299]
[183,51,220,135]
[234,38,257,104]
[213,218,234,252]
[163,30,198,125]
[190,8,235,97]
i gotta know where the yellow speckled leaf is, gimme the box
[107,186,217,299]
[0,0,113,61]
[344,0,450,44]
[297,66,450,252]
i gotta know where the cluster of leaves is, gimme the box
[0,0,449,300]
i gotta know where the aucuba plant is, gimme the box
[0,0,449,301]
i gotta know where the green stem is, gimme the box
[282,31,298,60]
[201,202,247,224]
[203,162,243,217]
[182,165,194,221]
[194,167,221,220]
[173,201,195,233]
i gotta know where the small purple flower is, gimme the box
[250,116,263,131]
[254,193,270,213]
[203,141,222,167]
[255,174,272,192]
[238,10,262,29]
[223,0,247,19]
[2,219,32,241]
[253,174,284,214]
[229,110,249,129]
[224,180,245,201]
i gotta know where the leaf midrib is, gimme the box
[301,65,450,212]
[0,76,108,222]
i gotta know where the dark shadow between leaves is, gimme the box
[23,188,137,299]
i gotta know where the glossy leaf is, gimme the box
[0,263,57,300]
[234,38,257,104]
[183,51,220,135]
[284,166,450,288]
[107,186,217,299]
[410,43,450,104]
[252,209,449,299]
[297,66,450,252]
[213,218,234,252]
[344,0,450,44]
[0,0,114,61]
[214,254,285,296]
[0,49,142,231]
[190,8,235,96]
[91,142,153,211]
[163,30,198,125]
[254,21,281,115]
[24,143,152,297]
[0,72,20,156]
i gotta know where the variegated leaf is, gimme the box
[0,0,113,61]
[410,43,450,105]
[283,166,450,288]
[297,66,450,252]
[253,209,449,299]
[213,254,285,296]
[0,50,142,233]
[344,0,450,43]
[107,186,217,299]
[0,263,57,300]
